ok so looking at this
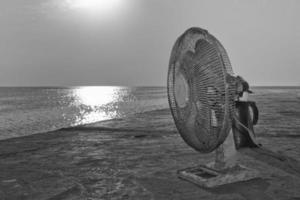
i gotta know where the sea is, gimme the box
[0,86,168,140]
[0,86,299,140]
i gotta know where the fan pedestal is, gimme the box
[177,130,259,188]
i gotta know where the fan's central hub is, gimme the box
[174,72,189,108]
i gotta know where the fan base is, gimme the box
[177,164,259,188]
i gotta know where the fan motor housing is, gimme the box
[168,27,236,153]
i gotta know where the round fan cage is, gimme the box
[168,27,236,153]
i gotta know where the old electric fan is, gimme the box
[167,27,260,187]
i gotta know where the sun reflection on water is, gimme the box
[72,86,129,125]
[75,86,119,106]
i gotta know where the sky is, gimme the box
[0,0,299,86]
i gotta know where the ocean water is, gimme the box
[0,86,168,140]
[0,86,299,140]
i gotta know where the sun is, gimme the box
[65,0,123,15]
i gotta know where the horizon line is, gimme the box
[0,85,299,88]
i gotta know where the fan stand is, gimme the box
[177,130,259,188]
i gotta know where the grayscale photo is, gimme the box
[0,0,299,199]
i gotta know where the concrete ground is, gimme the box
[0,109,300,200]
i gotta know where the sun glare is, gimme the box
[66,0,123,16]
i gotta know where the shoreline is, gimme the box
[0,108,171,142]
[1,106,299,143]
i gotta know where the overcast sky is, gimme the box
[0,0,299,86]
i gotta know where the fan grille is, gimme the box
[168,28,236,153]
